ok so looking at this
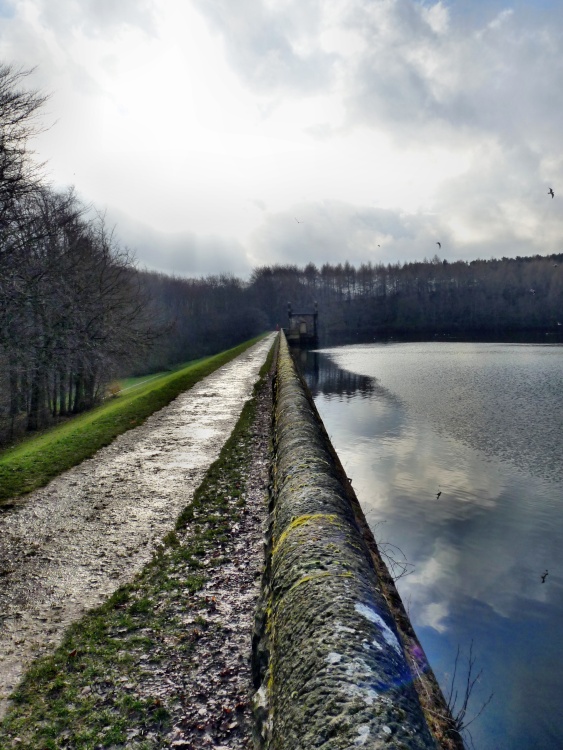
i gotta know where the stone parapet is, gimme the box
[252,332,442,750]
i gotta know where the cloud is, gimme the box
[249,200,454,268]
[0,2,15,20]
[2,0,563,276]
[191,0,337,94]
[104,208,252,278]
[340,1,563,150]
[37,0,156,40]
[0,0,157,99]
[433,140,563,254]
[187,0,563,268]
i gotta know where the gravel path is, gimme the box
[0,335,275,719]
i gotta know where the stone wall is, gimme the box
[252,333,461,750]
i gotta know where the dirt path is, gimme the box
[0,335,275,719]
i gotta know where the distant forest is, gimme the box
[141,251,563,371]
[257,253,563,340]
[1,63,562,442]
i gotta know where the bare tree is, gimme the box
[0,63,47,223]
[0,62,47,436]
[0,183,160,437]
[442,642,493,750]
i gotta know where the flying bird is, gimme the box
[436,491,442,499]
[436,242,441,249]
[295,217,302,224]
[548,188,555,198]
[541,570,548,583]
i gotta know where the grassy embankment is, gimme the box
[0,335,266,505]
[0,340,275,749]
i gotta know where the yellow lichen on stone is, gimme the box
[272,513,338,557]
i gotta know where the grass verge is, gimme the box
[0,335,266,504]
[117,358,206,393]
[0,339,275,750]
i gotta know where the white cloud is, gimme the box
[1,0,563,275]
[191,0,337,94]
[37,0,156,39]
[248,199,447,268]
[104,207,251,277]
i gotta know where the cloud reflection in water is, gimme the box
[300,343,563,750]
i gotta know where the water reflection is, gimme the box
[298,343,563,750]
[294,349,376,401]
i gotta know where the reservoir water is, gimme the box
[297,342,563,750]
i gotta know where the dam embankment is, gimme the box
[253,333,462,750]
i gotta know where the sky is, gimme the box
[1,0,563,278]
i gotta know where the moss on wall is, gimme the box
[253,333,444,750]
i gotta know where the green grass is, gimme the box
[0,339,276,750]
[0,335,266,504]
[117,358,205,392]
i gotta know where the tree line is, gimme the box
[0,65,159,440]
[141,252,563,374]
[2,62,562,444]
[245,255,563,343]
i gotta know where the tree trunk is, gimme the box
[73,369,85,413]
[52,370,58,417]
[67,370,73,414]
[27,367,47,431]
[58,369,67,416]
[8,358,19,439]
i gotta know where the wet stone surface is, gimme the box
[254,335,437,750]
[0,335,274,719]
